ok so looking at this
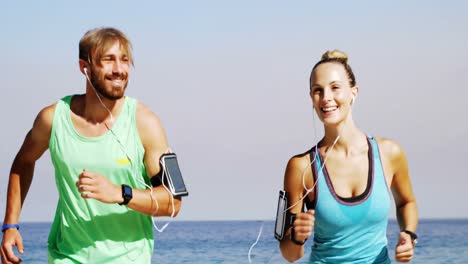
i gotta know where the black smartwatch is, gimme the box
[119,184,133,205]
[403,230,418,245]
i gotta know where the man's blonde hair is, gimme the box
[79,27,134,66]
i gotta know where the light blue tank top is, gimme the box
[308,136,391,264]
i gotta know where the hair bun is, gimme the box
[321,49,348,64]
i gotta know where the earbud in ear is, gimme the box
[351,95,355,105]
[83,67,88,74]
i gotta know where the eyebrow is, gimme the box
[329,80,343,85]
[100,54,129,60]
[312,80,343,87]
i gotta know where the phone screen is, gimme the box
[275,190,287,240]
[164,155,188,197]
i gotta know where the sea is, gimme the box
[2,219,467,263]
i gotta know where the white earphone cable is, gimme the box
[85,68,175,233]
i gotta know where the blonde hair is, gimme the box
[79,27,134,67]
[311,49,356,87]
[321,49,349,64]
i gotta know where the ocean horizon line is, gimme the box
[18,217,468,224]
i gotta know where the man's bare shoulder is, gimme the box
[135,101,168,149]
[135,102,163,130]
[34,103,57,132]
[19,103,58,159]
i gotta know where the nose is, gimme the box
[322,87,332,103]
[112,59,125,75]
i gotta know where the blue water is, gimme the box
[2,219,468,263]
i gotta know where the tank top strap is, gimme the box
[366,134,391,192]
[305,146,319,210]
[49,95,74,150]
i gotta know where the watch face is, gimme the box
[119,185,133,205]
[123,185,132,197]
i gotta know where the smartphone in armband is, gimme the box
[159,153,189,197]
[275,190,295,241]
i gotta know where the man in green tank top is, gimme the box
[1,27,183,263]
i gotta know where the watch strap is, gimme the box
[290,226,307,245]
[403,230,418,244]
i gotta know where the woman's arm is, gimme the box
[279,154,315,262]
[380,138,418,262]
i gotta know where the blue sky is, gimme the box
[1,1,468,222]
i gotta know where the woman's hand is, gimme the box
[395,231,415,262]
[291,209,315,244]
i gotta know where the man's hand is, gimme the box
[76,169,122,204]
[1,228,24,263]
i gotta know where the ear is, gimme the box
[79,59,89,75]
[351,86,359,104]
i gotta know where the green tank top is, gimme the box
[47,95,153,263]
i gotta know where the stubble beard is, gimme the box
[90,71,128,100]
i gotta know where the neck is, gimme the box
[83,86,124,125]
[321,117,367,156]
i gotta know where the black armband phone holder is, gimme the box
[150,153,189,197]
[150,170,163,187]
[274,190,297,241]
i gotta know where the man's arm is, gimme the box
[1,104,54,263]
[75,103,182,216]
[129,102,182,216]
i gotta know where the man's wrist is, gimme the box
[119,184,133,205]
[2,224,20,232]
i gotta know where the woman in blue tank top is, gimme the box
[278,50,418,263]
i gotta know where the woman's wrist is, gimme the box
[290,227,307,245]
[403,229,418,245]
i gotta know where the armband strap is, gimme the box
[150,170,163,187]
[2,224,20,232]
[286,212,295,229]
